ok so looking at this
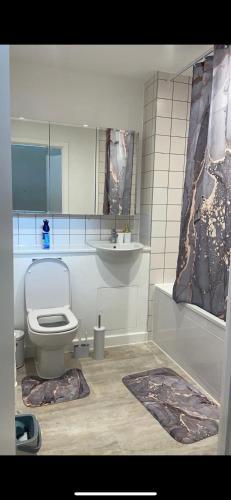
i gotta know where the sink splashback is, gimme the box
[13,214,139,249]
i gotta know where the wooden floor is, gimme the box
[15,342,218,455]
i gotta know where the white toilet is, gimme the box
[25,258,78,379]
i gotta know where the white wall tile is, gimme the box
[151,253,165,269]
[18,234,36,247]
[141,188,153,205]
[152,205,167,221]
[143,136,154,156]
[150,268,164,285]
[155,117,171,136]
[168,189,183,204]
[18,216,36,234]
[154,171,168,188]
[164,268,177,283]
[143,154,154,172]
[169,171,184,188]
[172,101,188,119]
[144,82,154,105]
[99,141,106,152]
[155,135,170,154]
[151,237,165,253]
[171,119,187,137]
[166,221,180,237]
[53,234,69,247]
[174,75,189,84]
[13,233,19,247]
[167,205,181,221]
[86,217,100,234]
[154,153,169,171]
[101,217,116,234]
[156,99,172,118]
[142,171,153,189]
[69,216,86,234]
[115,217,130,232]
[165,253,178,268]
[170,136,186,155]
[169,154,185,171]
[173,82,189,101]
[143,119,155,139]
[165,237,179,253]
[144,102,154,122]
[151,221,166,237]
[100,234,111,241]
[153,188,168,205]
[13,216,19,234]
[70,234,86,246]
[157,80,173,99]
[53,216,69,234]
[86,234,98,243]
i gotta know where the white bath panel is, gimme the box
[97,286,138,331]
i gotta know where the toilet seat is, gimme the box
[28,306,78,334]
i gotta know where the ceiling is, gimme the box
[10,45,213,80]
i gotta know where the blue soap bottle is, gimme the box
[42,219,50,249]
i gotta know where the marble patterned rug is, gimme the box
[22,368,90,407]
[122,367,219,444]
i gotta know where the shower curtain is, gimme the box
[173,45,231,321]
[103,128,134,215]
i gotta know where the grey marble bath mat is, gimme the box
[22,368,90,407]
[122,367,219,444]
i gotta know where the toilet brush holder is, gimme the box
[93,313,105,360]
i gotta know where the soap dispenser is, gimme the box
[42,219,50,249]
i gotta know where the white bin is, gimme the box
[14,330,25,369]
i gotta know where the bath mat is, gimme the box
[122,367,219,444]
[22,368,90,407]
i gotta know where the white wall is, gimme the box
[10,61,144,132]
[0,45,15,454]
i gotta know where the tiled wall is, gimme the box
[13,214,139,249]
[140,70,192,334]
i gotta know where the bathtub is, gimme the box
[153,283,225,402]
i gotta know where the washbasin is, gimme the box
[88,241,144,253]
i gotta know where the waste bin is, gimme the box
[14,330,25,368]
[15,414,42,455]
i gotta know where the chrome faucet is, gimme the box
[111,228,118,243]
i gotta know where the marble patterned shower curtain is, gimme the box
[103,128,134,215]
[173,45,231,320]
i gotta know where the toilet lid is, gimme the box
[25,258,71,311]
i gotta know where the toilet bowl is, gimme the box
[25,258,78,379]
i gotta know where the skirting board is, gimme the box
[24,330,148,359]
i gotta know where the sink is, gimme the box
[88,241,144,253]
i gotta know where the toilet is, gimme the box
[25,258,78,379]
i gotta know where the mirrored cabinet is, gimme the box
[11,118,138,215]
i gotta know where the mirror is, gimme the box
[11,119,138,215]
[11,119,50,212]
[96,128,138,215]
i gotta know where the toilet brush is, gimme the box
[93,313,105,360]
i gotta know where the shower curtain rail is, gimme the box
[167,47,214,81]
